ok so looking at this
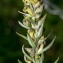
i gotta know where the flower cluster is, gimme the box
[17,0,59,63]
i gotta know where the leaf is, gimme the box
[38,29,53,45]
[35,14,47,39]
[38,14,46,36]
[54,57,59,63]
[22,45,33,62]
[42,36,56,52]
[27,34,36,48]
[37,36,56,54]
[39,53,44,63]
[24,55,32,63]
[16,32,27,40]
[38,14,46,28]
[18,59,22,63]
[18,21,30,29]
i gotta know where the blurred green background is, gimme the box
[0,0,63,63]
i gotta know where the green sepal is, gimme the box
[18,21,30,29]
[16,32,27,40]
[18,59,22,63]
[27,34,36,48]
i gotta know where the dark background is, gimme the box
[0,0,63,63]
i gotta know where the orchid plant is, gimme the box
[16,0,59,63]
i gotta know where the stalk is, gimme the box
[17,0,59,63]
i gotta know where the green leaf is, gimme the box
[38,14,46,37]
[38,14,46,28]
[39,53,44,63]
[38,29,53,45]
[18,59,22,63]
[22,45,34,62]
[16,32,27,40]
[37,36,56,54]
[54,57,59,63]
[35,14,47,39]
[18,21,30,29]
[42,36,56,52]
[27,34,36,48]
